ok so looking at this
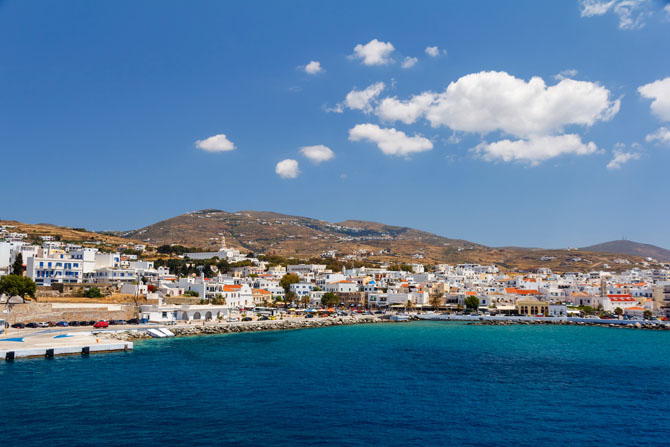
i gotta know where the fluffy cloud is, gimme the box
[275,159,300,179]
[351,39,395,66]
[377,93,435,124]
[304,61,324,75]
[606,148,641,169]
[348,123,433,157]
[195,134,236,152]
[473,134,599,165]
[401,56,418,69]
[299,145,335,163]
[375,71,619,138]
[425,46,444,57]
[638,77,670,121]
[579,0,653,29]
[344,82,386,113]
[646,126,670,145]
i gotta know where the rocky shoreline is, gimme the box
[102,316,389,341]
[472,319,670,330]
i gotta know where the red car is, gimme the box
[93,321,109,328]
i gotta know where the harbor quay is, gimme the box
[0,329,132,360]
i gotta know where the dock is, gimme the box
[0,329,133,360]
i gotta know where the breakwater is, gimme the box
[473,318,670,330]
[102,315,388,341]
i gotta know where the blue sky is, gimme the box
[1,0,670,249]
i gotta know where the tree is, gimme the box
[0,275,36,298]
[643,310,653,320]
[279,273,300,294]
[284,291,297,306]
[430,295,443,310]
[405,300,416,311]
[614,307,623,317]
[321,292,339,307]
[12,253,24,275]
[464,295,480,311]
[84,287,105,298]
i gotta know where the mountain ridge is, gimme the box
[580,240,670,262]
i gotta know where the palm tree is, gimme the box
[405,299,416,313]
[430,295,443,311]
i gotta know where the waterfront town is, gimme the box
[1,224,670,331]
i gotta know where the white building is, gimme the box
[290,282,314,297]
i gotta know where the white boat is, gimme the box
[390,314,410,322]
[157,328,175,337]
[146,328,167,338]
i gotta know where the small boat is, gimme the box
[146,328,167,338]
[390,314,410,322]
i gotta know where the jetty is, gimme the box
[0,329,133,361]
[416,313,670,329]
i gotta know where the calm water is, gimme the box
[2,322,670,446]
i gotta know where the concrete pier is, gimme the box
[0,330,133,360]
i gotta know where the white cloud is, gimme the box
[299,145,335,164]
[606,148,641,169]
[580,0,653,30]
[554,69,579,81]
[275,159,300,179]
[666,3,670,17]
[401,56,418,69]
[376,92,435,125]
[425,46,444,57]
[304,61,324,75]
[351,39,395,66]
[344,82,386,113]
[348,123,433,157]
[646,126,670,145]
[473,134,599,165]
[374,71,619,138]
[639,77,670,121]
[195,134,236,152]
[580,0,616,16]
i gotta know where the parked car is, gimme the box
[93,321,109,328]
[108,320,119,325]
[126,319,139,325]
[87,321,96,326]
[55,321,69,327]
[116,320,128,325]
[36,322,49,328]
[26,322,39,328]
[242,317,253,321]
[68,321,79,326]
[139,318,149,324]
[11,322,25,329]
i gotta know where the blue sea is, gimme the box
[2,322,670,446]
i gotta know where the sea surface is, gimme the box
[2,322,670,446]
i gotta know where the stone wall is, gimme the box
[37,283,118,298]
[2,302,135,324]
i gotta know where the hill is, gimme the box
[120,209,483,260]
[0,220,139,248]
[119,209,660,272]
[581,240,670,262]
